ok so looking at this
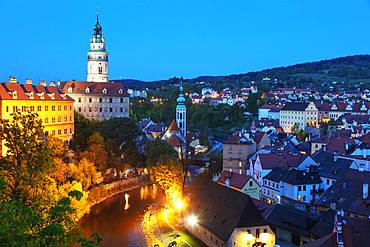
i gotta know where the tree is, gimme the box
[0,111,99,246]
[145,140,177,167]
[81,133,108,171]
[297,129,308,142]
[291,123,301,134]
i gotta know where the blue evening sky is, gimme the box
[1,0,370,82]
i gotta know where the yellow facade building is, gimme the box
[0,81,74,155]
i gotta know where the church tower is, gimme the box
[87,13,108,82]
[176,82,187,136]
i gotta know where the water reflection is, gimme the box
[124,193,130,211]
[81,184,163,247]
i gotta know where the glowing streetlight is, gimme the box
[174,198,184,210]
[186,215,198,227]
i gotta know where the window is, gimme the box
[120,98,124,103]
[78,98,82,103]
[298,195,301,201]
[52,106,55,111]
[264,229,267,233]
[89,108,92,112]
[64,105,67,111]
[109,98,113,103]
[256,228,260,239]
[100,108,102,112]
[70,128,73,133]
[58,105,61,111]
[99,98,103,103]
[58,130,61,135]
[327,179,330,185]
[298,186,302,191]
[120,107,123,112]
[52,130,55,135]
[6,106,9,112]
[44,118,49,123]
[64,129,67,134]
[109,107,113,112]
[89,98,92,103]
[64,116,68,122]
[58,117,61,122]
[37,106,42,111]
[303,195,306,202]
[78,107,81,112]
[98,67,102,74]
[52,117,55,123]
[249,181,253,187]
[303,185,306,191]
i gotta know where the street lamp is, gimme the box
[185,215,198,227]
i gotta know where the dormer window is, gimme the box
[331,104,337,110]
[68,87,73,93]
[102,88,107,94]
[37,92,45,99]
[119,89,123,94]
[360,104,367,111]
[47,93,55,100]
[10,91,17,99]
[86,87,90,93]
[26,91,34,99]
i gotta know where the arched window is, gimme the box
[85,87,90,93]
[68,87,73,93]
[102,88,107,94]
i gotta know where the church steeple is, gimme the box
[87,11,109,82]
[176,79,187,136]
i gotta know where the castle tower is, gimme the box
[176,82,187,136]
[87,12,108,82]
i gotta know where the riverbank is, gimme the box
[79,174,152,221]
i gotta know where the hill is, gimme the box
[112,55,370,91]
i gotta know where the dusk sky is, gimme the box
[2,0,370,82]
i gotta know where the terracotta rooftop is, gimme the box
[60,81,129,96]
[0,82,73,101]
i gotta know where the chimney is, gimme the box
[334,152,338,162]
[39,80,47,87]
[363,184,368,199]
[8,76,17,83]
[25,78,32,84]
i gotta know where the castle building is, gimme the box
[0,79,74,155]
[176,83,187,136]
[61,13,129,120]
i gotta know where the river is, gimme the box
[81,184,163,247]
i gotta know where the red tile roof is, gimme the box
[168,120,180,132]
[217,170,253,189]
[0,82,73,101]
[60,81,129,96]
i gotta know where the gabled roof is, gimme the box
[316,169,370,217]
[189,181,270,241]
[0,82,73,101]
[267,204,332,238]
[282,169,322,185]
[311,151,352,179]
[217,170,254,189]
[167,120,180,132]
[60,81,129,96]
[263,167,289,182]
[280,102,309,111]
